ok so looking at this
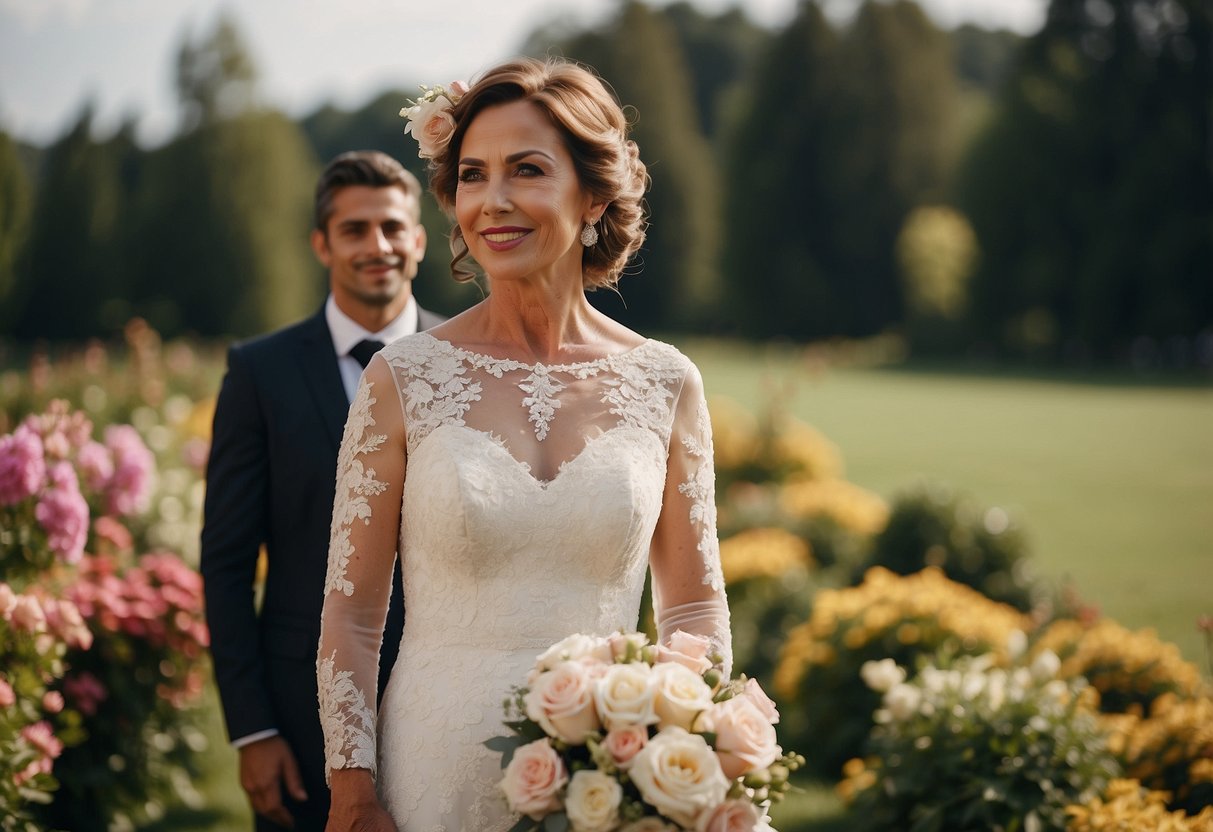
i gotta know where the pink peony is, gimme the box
[76,440,114,492]
[103,425,154,516]
[0,677,15,707]
[21,721,64,759]
[35,462,89,563]
[11,594,47,633]
[0,582,17,618]
[0,423,46,505]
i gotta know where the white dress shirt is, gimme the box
[326,293,419,402]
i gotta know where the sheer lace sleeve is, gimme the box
[316,354,405,783]
[649,361,732,676]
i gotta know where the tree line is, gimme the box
[1,0,1208,364]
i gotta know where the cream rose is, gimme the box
[526,661,601,744]
[739,679,779,725]
[860,658,906,694]
[402,95,457,159]
[883,682,922,722]
[658,630,713,675]
[533,634,611,677]
[595,662,659,730]
[696,799,764,832]
[499,738,567,819]
[565,769,623,832]
[652,662,715,732]
[629,727,730,827]
[698,697,779,780]
[603,725,648,769]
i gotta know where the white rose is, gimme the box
[860,658,906,693]
[595,662,660,730]
[499,738,567,820]
[1031,649,1061,681]
[530,634,611,684]
[884,682,923,722]
[629,727,730,827]
[696,799,763,832]
[652,662,715,732]
[565,769,623,832]
[697,697,780,780]
[526,661,602,744]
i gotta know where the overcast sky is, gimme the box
[0,0,1046,147]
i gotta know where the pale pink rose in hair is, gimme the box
[404,94,459,160]
[602,725,648,769]
[499,738,567,819]
[697,696,780,780]
[658,630,713,675]
[697,799,764,832]
[449,80,470,97]
[0,677,15,707]
[740,678,779,725]
[35,462,89,563]
[525,661,601,744]
[42,691,64,714]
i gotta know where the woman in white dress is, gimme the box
[317,58,732,831]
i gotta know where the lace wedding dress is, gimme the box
[317,332,731,831]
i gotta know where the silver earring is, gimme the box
[580,221,599,247]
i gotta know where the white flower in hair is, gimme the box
[399,81,469,159]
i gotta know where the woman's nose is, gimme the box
[483,178,512,214]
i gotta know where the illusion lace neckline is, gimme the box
[416,331,654,372]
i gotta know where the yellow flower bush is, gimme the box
[1034,619,1205,716]
[777,477,889,537]
[720,526,812,585]
[1066,779,1213,832]
[1105,693,1213,816]
[774,567,1030,774]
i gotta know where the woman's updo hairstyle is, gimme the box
[428,58,648,290]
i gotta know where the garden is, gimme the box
[1,327,1209,831]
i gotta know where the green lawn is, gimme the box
[685,338,1213,669]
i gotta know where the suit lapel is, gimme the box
[297,310,349,452]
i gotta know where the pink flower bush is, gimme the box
[62,671,108,717]
[103,425,154,516]
[35,462,89,564]
[0,424,46,505]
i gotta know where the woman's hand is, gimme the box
[325,769,396,832]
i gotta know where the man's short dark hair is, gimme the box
[313,151,422,232]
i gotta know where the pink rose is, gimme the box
[0,423,46,504]
[603,725,648,769]
[76,440,113,492]
[499,738,567,819]
[11,594,47,633]
[0,583,17,618]
[403,94,459,160]
[0,677,15,707]
[658,630,713,675]
[21,721,64,759]
[42,691,64,714]
[697,800,764,832]
[739,678,779,725]
[525,661,602,744]
[449,80,470,97]
[698,696,780,780]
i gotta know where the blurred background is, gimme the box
[1,0,1210,829]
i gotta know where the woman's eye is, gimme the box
[458,169,484,183]
[516,163,543,176]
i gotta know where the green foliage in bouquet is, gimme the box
[774,566,1029,777]
[859,484,1040,612]
[840,650,1120,832]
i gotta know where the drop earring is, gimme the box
[580,221,599,247]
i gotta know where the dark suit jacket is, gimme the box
[200,304,443,831]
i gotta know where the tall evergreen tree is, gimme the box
[534,1,723,330]
[0,129,31,329]
[721,2,843,338]
[15,106,137,340]
[958,0,1212,359]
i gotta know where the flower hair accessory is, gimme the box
[399,81,470,160]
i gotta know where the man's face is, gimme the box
[311,185,426,309]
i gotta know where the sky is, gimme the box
[0,0,1047,148]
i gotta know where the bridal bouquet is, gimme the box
[487,631,803,832]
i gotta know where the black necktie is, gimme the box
[349,339,385,369]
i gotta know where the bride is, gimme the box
[316,57,732,831]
